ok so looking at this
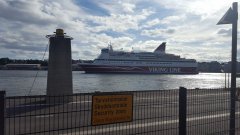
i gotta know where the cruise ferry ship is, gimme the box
[79,42,198,74]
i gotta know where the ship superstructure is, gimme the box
[79,42,198,74]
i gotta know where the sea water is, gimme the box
[0,70,237,96]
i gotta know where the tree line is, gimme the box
[0,58,82,66]
[0,58,48,66]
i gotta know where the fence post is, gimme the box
[0,91,6,135]
[179,87,187,135]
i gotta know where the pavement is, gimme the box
[4,89,240,135]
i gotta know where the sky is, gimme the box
[0,0,239,62]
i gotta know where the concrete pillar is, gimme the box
[46,29,73,103]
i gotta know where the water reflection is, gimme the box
[0,70,239,96]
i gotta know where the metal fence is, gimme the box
[1,88,240,135]
[186,88,239,135]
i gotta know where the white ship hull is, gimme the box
[80,64,198,74]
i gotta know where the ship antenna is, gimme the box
[108,41,113,51]
[108,41,111,48]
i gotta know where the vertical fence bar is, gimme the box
[179,87,187,135]
[0,91,6,135]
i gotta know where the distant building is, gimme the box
[198,62,209,72]
[72,64,83,71]
[5,64,41,70]
[208,61,222,72]
[223,62,240,73]
[223,62,231,73]
[198,61,222,73]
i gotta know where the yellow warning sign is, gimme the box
[92,94,133,126]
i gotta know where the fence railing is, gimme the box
[0,91,5,135]
[1,88,240,135]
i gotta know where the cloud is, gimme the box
[0,0,84,26]
[217,29,232,37]
[2,44,45,52]
[131,40,162,52]
[142,15,185,28]
[142,18,161,28]
[153,0,235,16]
[141,28,175,38]
[0,0,89,59]
[120,2,136,13]
[87,8,154,32]
[0,0,238,62]
[95,1,138,14]
[76,1,109,16]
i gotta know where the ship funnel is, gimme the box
[154,42,166,53]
